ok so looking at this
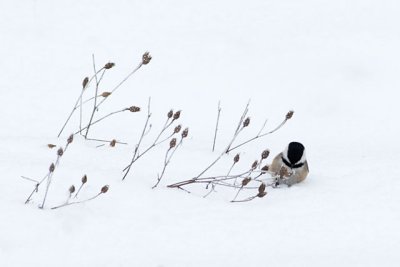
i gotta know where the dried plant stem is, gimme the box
[226,115,290,153]
[96,61,143,109]
[74,108,128,135]
[212,101,221,152]
[51,193,102,210]
[152,139,183,189]
[86,138,128,145]
[122,98,152,180]
[84,55,107,139]
[74,183,85,199]
[57,69,104,137]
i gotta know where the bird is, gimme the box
[269,142,309,186]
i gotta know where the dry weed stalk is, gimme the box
[122,99,183,181]
[152,128,189,188]
[212,101,221,152]
[24,134,74,207]
[51,185,109,210]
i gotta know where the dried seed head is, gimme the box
[101,185,109,194]
[258,183,266,194]
[110,139,116,147]
[49,163,55,173]
[128,106,141,112]
[174,125,182,133]
[257,191,267,198]
[82,77,89,89]
[243,117,250,127]
[57,147,64,157]
[81,175,87,184]
[101,92,112,97]
[251,160,258,169]
[142,52,152,65]
[182,128,189,138]
[242,177,251,186]
[261,149,270,159]
[48,144,56,149]
[170,138,177,149]
[67,134,74,144]
[279,166,290,178]
[104,62,115,69]
[167,109,173,118]
[233,154,240,163]
[173,111,181,120]
[69,185,75,194]
[261,165,269,173]
[286,110,294,120]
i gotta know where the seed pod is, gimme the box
[48,144,56,149]
[167,109,173,118]
[286,110,294,120]
[101,185,109,194]
[173,111,181,120]
[257,191,267,198]
[182,128,189,138]
[69,185,75,194]
[251,160,258,169]
[142,52,152,65]
[81,175,87,184]
[170,138,177,149]
[104,62,115,69]
[243,117,250,127]
[233,154,240,163]
[101,92,112,97]
[174,125,182,133]
[258,183,266,194]
[128,106,141,112]
[82,77,89,89]
[57,147,64,157]
[109,139,116,147]
[49,163,55,173]
[279,167,289,178]
[261,165,269,173]
[261,149,270,159]
[67,134,74,144]
[242,177,251,186]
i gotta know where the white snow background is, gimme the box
[1,0,399,266]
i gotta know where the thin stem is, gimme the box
[52,193,102,210]
[74,183,85,199]
[74,109,127,135]
[212,101,221,152]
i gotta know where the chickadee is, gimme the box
[269,142,309,186]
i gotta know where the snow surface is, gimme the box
[1,0,400,266]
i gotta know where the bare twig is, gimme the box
[52,185,108,209]
[212,101,221,152]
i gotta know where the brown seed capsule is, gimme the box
[104,62,115,69]
[174,125,182,134]
[182,128,189,138]
[261,149,270,159]
[101,185,109,194]
[57,147,64,157]
[261,165,269,173]
[101,92,112,97]
[82,77,89,89]
[110,139,116,147]
[69,185,75,194]
[173,111,181,120]
[251,160,258,169]
[243,117,250,127]
[48,144,56,149]
[258,183,266,194]
[67,134,74,144]
[170,138,177,149]
[128,106,141,112]
[81,175,87,184]
[257,191,267,198]
[167,109,173,118]
[279,167,290,178]
[242,177,251,186]
[142,52,152,65]
[234,154,240,163]
[286,110,294,120]
[49,163,55,173]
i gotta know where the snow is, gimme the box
[1,0,400,266]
